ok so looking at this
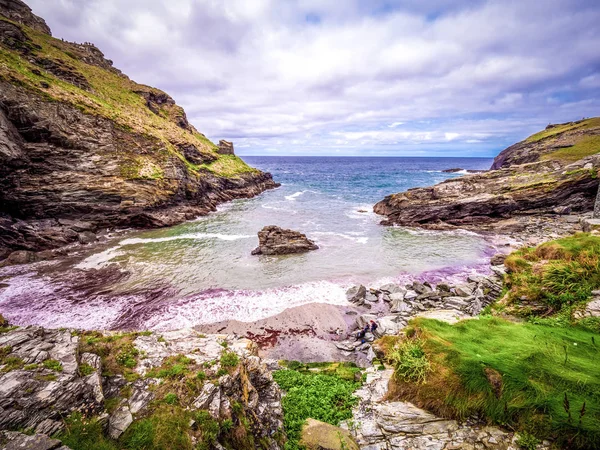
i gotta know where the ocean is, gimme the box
[0,156,496,330]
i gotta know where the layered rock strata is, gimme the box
[251,225,319,255]
[375,118,600,230]
[0,0,279,261]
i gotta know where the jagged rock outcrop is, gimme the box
[0,328,104,434]
[251,225,319,255]
[0,0,50,35]
[492,118,600,170]
[341,368,551,450]
[0,326,284,449]
[374,155,600,230]
[218,139,235,155]
[0,1,279,261]
[375,118,600,230]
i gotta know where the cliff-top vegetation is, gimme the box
[382,234,600,450]
[0,15,255,178]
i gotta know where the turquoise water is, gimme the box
[0,157,495,330]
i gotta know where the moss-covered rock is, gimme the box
[300,418,359,450]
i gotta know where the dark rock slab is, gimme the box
[251,225,318,256]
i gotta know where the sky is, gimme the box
[27,0,600,157]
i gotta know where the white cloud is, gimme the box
[26,0,600,156]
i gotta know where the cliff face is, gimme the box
[491,117,600,169]
[0,0,278,259]
[374,118,600,230]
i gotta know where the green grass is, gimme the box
[542,135,600,163]
[389,317,600,449]
[273,368,362,450]
[0,17,257,179]
[42,359,63,372]
[526,117,600,143]
[199,154,257,177]
[388,339,431,384]
[504,233,600,313]
[57,413,118,450]
[219,351,239,368]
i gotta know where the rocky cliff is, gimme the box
[0,324,284,449]
[0,0,278,260]
[374,118,600,230]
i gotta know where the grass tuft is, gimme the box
[386,317,600,449]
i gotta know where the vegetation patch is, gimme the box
[273,366,362,450]
[385,317,600,449]
[526,117,600,143]
[199,155,257,177]
[542,135,600,163]
[0,314,18,333]
[78,331,143,380]
[42,359,63,372]
[503,233,600,318]
[57,412,118,450]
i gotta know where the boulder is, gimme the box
[108,404,133,439]
[77,231,97,244]
[300,418,359,450]
[251,225,318,256]
[346,285,366,304]
[490,253,507,266]
[574,298,600,318]
[2,432,67,450]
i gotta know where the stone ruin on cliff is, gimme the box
[218,140,234,155]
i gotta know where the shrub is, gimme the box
[57,413,117,450]
[389,339,431,384]
[273,369,360,450]
[516,431,540,450]
[78,363,95,376]
[42,359,63,372]
[116,344,139,368]
[220,351,239,368]
[163,393,178,405]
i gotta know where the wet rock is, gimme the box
[346,285,367,304]
[77,231,97,244]
[2,249,38,265]
[365,291,379,303]
[454,283,475,297]
[391,299,412,314]
[251,225,318,255]
[404,290,418,300]
[379,283,405,294]
[412,281,432,294]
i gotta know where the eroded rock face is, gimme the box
[251,225,319,256]
[0,328,104,434]
[0,82,278,259]
[342,368,550,450]
[0,0,51,35]
[0,326,284,450]
[0,2,279,262]
[374,155,600,230]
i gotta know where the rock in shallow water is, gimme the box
[251,225,319,255]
